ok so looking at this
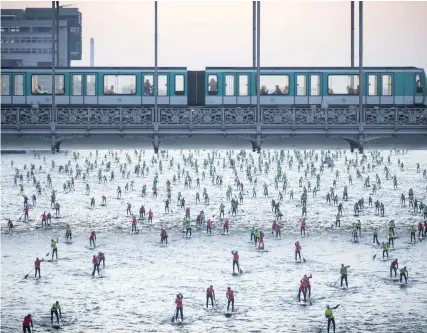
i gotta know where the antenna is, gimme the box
[60,4,76,8]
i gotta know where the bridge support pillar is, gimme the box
[250,135,262,154]
[50,136,62,154]
[152,135,160,154]
[346,135,364,154]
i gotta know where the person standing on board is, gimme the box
[324,304,340,333]
[206,285,215,308]
[226,287,235,312]
[34,257,41,278]
[89,231,96,247]
[231,250,240,274]
[22,314,33,333]
[175,293,184,322]
[92,255,100,276]
[400,266,408,283]
[50,239,58,260]
[340,264,350,288]
[50,301,62,326]
[390,259,398,278]
[98,252,105,268]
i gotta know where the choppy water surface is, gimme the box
[2,150,427,332]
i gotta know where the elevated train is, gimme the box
[1,66,426,108]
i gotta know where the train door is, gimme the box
[157,73,170,105]
[414,73,424,105]
[308,73,321,105]
[223,73,237,105]
[12,73,26,105]
[1,73,12,105]
[237,73,250,105]
[70,73,84,104]
[379,73,393,105]
[295,73,308,105]
[366,73,379,105]
[84,73,98,105]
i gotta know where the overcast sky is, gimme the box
[2,1,426,70]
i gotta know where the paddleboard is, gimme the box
[221,233,229,236]
[52,324,60,329]
[47,259,58,263]
[295,260,303,264]
[258,249,269,252]
[299,301,308,306]
[65,240,73,244]
[232,272,241,276]
[205,234,212,236]
[380,258,391,261]
[341,286,347,290]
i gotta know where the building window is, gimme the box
[103,75,136,95]
[14,75,24,96]
[296,75,307,96]
[310,75,320,96]
[1,74,10,96]
[327,75,359,95]
[238,75,248,96]
[368,75,378,96]
[86,75,96,96]
[143,75,153,96]
[31,75,65,95]
[260,75,289,95]
[225,74,235,96]
[174,74,184,95]
[207,75,218,95]
[72,75,82,96]
[158,75,168,96]
[382,75,392,96]
[416,74,423,93]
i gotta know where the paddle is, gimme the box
[372,249,381,260]
[24,268,34,279]
[171,308,176,323]
[333,276,341,287]
[301,251,306,263]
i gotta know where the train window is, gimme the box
[143,75,154,96]
[381,75,392,96]
[86,75,96,96]
[104,75,136,95]
[14,74,24,96]
[239,75,249,96]
[260,75,289,95]
[158,75,168,96]
[225,75,235,96]
[310,75,320,96]
[175,74,185,96]
[72,74,82,96]
[327,75,359,95]
[1,74,10,96]
[296,75,306,96]
[31,75,65,95]
[368,75,378,96]
[208,75,218,95]
[415,74,423,93]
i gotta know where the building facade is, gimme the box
[1,7,82,67]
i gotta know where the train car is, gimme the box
[0,67,188,106]
[1,66,426,108]
[204,67,427,107]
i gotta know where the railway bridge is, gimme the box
[1,106,427,153]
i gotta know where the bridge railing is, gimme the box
[1,107,426,130]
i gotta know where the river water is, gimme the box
[1,150,427,332]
